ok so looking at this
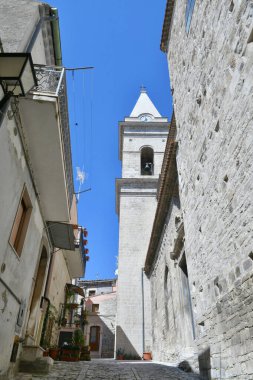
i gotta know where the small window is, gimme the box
[9,186,32,257]
[141,147,154,175]
[186,0,196,33]
[92,304,99,313]
[88,290,96,297]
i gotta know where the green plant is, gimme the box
[116,348,124,356]
[72,328,85,347]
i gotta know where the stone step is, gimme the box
[18,357,53,375]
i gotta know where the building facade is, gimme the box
[145,116,197,368]
[115,89,169,358]
[79,279,117,358]
[0,1,87,378]
[145,0,253,379]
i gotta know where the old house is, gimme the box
[79,279,117,358]
[144,0,253,379]
[0,1,87,378]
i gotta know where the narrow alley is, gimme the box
[17,360,202,380]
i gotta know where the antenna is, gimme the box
[76,167,86,201]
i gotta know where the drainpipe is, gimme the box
[141,267,145,357]
[50,8,62,66]
[40,247,56,347]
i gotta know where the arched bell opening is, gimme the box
[140,147,154,175]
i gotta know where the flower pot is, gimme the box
[80,348,91,361]
[143,352,152,360]
[117,355,124,360]
[60,347,80,362]
[49,348,60,360]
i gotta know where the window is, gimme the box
[88,290,96,297]
[9,186,32,257]
[92,304,99,313]
[185,0,196,33]
[141,147,154,175]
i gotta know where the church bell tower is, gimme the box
[115,87,169,357]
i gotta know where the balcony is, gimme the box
[19,65,74,222]
[59,284,86,329]
[59,303,86,329]
[63,227,87,278]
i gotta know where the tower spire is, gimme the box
[130,87,161,118]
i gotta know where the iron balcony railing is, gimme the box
[32,65,74,212]
[74,228,87,276]
[59,303,86,329]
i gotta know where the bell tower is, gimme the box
[116,87,169,357]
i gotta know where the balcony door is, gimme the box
[89,326,100,351]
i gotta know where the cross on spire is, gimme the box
[140,85,147,93]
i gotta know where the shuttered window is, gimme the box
[9,186,32,257]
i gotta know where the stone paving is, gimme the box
[16,359,203,380]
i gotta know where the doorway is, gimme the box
[89,326,100,351]
[26,246,48,338]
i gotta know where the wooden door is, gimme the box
[89,326,100,351]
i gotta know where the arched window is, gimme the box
[141,147,154,175]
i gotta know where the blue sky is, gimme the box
[51,0,173,279]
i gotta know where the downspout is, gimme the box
[141,267,145,357]
[40,248,56,347]
[50,8,62,66]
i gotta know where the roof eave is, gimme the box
[144,114,178,276]
[160,0,176,53]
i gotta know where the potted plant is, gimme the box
[49,345,60,360]
[116,348,125,360]
[143,352,152,360]
[80,345,91,361]
[60,344,80,362]
[72,328,85,347]
[43,349,49,357]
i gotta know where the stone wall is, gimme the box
[165,0,253,378]
[150,198,197,366]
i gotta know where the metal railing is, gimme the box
[59,303,86,329]
[32,65,74,212]
[74,228,87,275]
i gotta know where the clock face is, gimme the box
[139,114,152,122]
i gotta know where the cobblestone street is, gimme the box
[17,360,202,380]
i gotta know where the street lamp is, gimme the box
[0,53,37,110]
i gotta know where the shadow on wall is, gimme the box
[198,347,211,380]
[115,325,141,358]
[99,317,115,358]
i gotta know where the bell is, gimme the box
[144,162,152,173]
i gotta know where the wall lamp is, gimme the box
[0,53,37,110]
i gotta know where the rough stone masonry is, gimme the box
[158,0,253,379]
